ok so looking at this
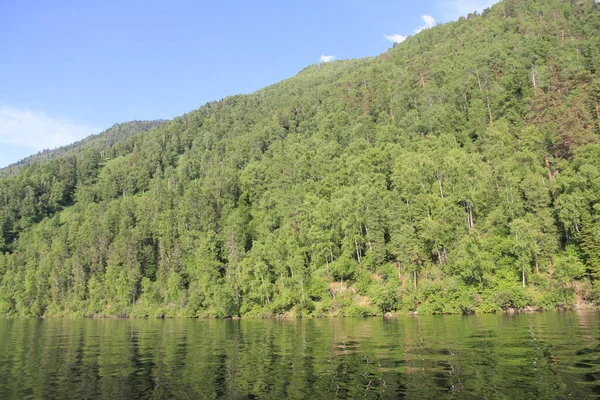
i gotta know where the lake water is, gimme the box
[0,312,598,399]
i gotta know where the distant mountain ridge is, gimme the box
[1,120,167,176]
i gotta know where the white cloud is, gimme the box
[384,34,407,44]
[383,14,434,46]
[438,0,500,20]
[319,55,335,63]
[0,106,98,152]
[423,15,436,28]
[415,14,436,33]
[381,1,500,49]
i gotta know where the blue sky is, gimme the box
[0,0,498,167]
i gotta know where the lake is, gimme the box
[0,312,598,399]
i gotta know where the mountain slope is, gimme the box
[1,120,167,177]
[1,0,600,317]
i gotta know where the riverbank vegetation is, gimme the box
[1,0,600,317]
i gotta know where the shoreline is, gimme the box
[2,305,598,320]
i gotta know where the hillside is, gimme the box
[1,120,166,177]
[1,0,600,318]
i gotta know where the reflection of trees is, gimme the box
[0,315,598,399]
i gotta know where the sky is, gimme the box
[0,0,498,167]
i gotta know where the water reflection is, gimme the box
[0,312,598,399]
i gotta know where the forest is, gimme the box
[1,0,600,318]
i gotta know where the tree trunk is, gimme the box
[355,240,362,264]
[486,96,494,126]
[467,203,474,229]
[595,98,600,130]
[414,270,417,291]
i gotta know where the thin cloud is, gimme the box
[438,0,500,20]
[0,106,98,152]
[320,55,335,63]
[415,14,436,33]
[384,34,407,44]
[384,14,434,47]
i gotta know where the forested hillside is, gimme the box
[1,0,600,318]
[1,120,166,177]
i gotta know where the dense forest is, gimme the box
[1,0,600,318]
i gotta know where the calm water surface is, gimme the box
[0,312,599,399]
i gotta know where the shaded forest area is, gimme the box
[1,0,600,317]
